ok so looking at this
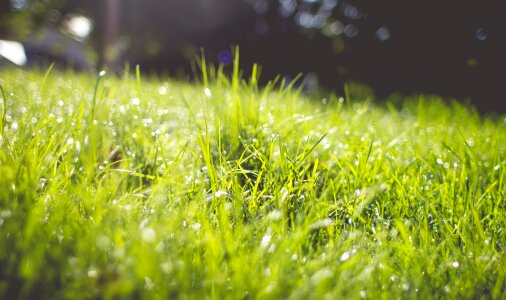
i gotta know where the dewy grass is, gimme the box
[0,60,505,299]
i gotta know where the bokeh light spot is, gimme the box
[64,15,93,41]
[343,4,360,19]
[313,13,328,28]
[332,38,346,53]
[295,11,328,29]
[475,27,487,41]
[322,0,339,11]
[0,40,27,66]
[296,11,313,28]
[255,20,269,34]
[218,50,233,65]
[343,24,358,38]
[278,0,297,17]
[323,21,344,37]
[254,0,269,14]
[10,0,27,10]
[375,26,391,41]
[467,58,478,68]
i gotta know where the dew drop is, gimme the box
[267,209,282,221]
[309,218,333,230]
[142,227,156,243]
[214,190,230,198]
[88,268,98,278]
[131,98,141,105]
[145,276,154,290]
[158,86,168,95]
[190,223,202,231]
[340,251,350,262]
[260,233,272,249]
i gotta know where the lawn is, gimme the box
[0,61,505,299]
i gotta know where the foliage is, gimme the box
[0,0,65,38]
[0,61,505,299]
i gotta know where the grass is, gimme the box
[0,58,505,299]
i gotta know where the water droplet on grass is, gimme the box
[310,268,333,283]
[267,210,282,221]
[145,276,154,290]
[309,218,333,230]
[340,251,350,262]
[260,232,272,249]
[88,268,98,278]
[142,227,156,243]
[158,86,168,95]
[214,190,230,198]
[190,223,202,231]
[131,98,140,105]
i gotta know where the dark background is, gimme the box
[1,0,505,113]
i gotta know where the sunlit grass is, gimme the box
[0,60,505,299]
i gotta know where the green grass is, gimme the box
[0,61,505,299]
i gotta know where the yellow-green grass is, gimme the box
[0,62,505,299]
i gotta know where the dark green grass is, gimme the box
[0,63,505,299]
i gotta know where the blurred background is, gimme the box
[1,0,505,113]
